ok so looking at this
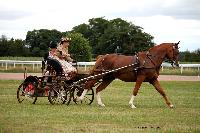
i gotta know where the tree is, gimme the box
[8,38,24,56]
[72,23,91,39]
[0,35,9,56]
[66,33,92,61]
[24,29,92,60]
[72,17,155,55]
[25,29,64,56]
[0,35,28,56]
[72,17,109,54]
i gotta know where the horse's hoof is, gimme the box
[98,103,105,107]
[73,97,77,102]
[75,97,82,102]
[130,104,136,109]
[169,104,174,108]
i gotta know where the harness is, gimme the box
[74,62,139,85]
[76,50,170,85]
[146,51,156,67]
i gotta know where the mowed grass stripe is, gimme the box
[0,80,199,133]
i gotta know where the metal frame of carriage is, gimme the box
[16,57,96,105]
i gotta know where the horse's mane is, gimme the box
[148,43,173,52]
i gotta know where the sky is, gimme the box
[0,0,200,51]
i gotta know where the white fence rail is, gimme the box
[0,60,95,71]
[0,60,200,74]
[161,62,200,74]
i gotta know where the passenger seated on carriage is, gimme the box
[48,37,77,79]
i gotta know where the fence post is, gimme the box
[6,62,7,70]
[181,66,183,74]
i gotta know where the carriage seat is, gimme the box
[45,57,63,75]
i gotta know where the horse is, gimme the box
[77,42,180,108]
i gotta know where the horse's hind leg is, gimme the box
[150,79,174,108]
[96,79,113,107]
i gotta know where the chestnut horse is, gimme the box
[77,42,180,108]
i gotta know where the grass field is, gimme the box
[160,67,200,76]
[0,56,42,61]
[0,80,200,133]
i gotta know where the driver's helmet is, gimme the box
[49,41,57,48]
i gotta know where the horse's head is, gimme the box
[166,41,180,67]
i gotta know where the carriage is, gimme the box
[17,57,95,105]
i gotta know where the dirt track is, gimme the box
[0,73,200,81]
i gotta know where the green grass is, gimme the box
[0,65,42,73]
[0,56,42,61]
[160,67,200,76]
[0,80,200,132]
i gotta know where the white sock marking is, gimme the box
[78,89,87,101]
[129,95,136,109]
[97,92,105,106]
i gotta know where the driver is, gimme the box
[53,37,77,79]
[48,41,57,58]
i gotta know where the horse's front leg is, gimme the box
[76,80,97,101]
[76,89,88,101]
[150,79,174,108]
[96,79,113,107]
[129,76,145,109]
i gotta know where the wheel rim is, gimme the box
[17,82,37,104]
[48,84,69,104]
[84,89,94,105]
[73,87,94,105]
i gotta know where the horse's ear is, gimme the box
[176,41,180,45]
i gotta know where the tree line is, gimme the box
[0,17,199,62]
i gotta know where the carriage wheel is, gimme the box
[48,83,70,105]
[17,82,38,104]
[72,85,94,105]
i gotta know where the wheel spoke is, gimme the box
[48,84,69,105]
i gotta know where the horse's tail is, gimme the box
[84,54,108,90]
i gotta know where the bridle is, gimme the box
[145,42,180,68]
[170,41,180,67]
